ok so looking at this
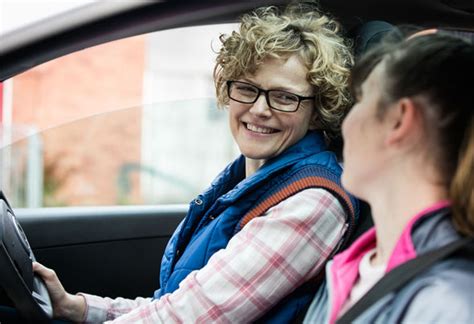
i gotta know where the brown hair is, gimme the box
[451,116,474,236]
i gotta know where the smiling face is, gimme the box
[228,55,316,175]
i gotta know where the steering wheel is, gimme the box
[0,191,53,321]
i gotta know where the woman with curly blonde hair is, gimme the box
[215,3,353,149]
[34,2,359,323]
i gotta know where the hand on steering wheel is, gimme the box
[33,262,87,322]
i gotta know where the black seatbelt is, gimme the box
[336,237,474,324]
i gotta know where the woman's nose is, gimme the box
[249,94,272,117]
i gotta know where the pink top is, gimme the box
[328,200,451,324]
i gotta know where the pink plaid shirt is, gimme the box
[80,188,347,323]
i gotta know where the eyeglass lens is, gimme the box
[229,81,299,112]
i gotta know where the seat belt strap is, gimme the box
[336,236,474,324]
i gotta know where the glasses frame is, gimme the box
[226,80,315,113]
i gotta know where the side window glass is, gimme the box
[0,24,239,207]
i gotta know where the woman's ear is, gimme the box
[308,112,320,130]
[385,98,422,147]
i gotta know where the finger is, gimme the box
[33,262,55,279]
[32,261,46,272]
[33,262,64,292]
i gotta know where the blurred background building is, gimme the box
[0,19,239,207]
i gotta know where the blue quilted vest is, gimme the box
[154,131,358,322]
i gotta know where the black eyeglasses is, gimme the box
[226,80,314,112]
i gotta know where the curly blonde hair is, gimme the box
[214,2,353,142]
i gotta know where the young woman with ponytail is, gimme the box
[304,32,474,323]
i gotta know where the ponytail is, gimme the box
[450,116,474,237]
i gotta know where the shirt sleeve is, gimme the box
[79,294,152,323]
[82,188,347,323]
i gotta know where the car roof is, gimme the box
[0,0,473,81]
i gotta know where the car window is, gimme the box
[0,24,240,207]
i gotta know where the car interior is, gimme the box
[0,0,473,322]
